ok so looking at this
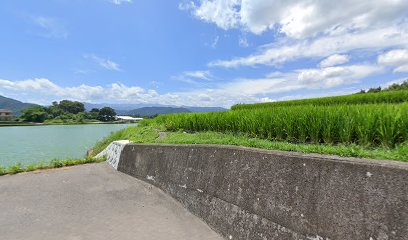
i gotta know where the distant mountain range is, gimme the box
[126,107,191,116]
[0,95,226,117]
[84,103,226,116]
[0,95,38,116]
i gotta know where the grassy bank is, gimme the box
[92,123,408,162]
[0,157,105,176]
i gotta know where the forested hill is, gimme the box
[0,95,38,116]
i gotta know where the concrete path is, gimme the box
[0,163,223,240]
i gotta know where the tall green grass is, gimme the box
[231,90,408,111]
[156,103,408,148]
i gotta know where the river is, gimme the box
[0,124,135,168]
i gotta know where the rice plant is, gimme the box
[156,103,408,148]
[231,90,408,111]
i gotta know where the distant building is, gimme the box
[116,116,144,123]
[0,109,13,121]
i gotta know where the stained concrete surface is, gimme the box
[118,144,408,240]
[0,163,223,240]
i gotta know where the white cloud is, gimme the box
[183,0,408,38]
[188,0,241,30]
[168,64,379,106]
[84,54,122,71]
[32,16,68,39]
[209,24,408,68]
[182,0,408,90]
[220,78,300,95]
[0,78,61,92]
[0,78,155,103]
[298,64,381,88]
[319,54,350,68]
[172,70,214,84]
[378,49,408,72]
[183,70,213,80]
[0,62,378,108]
[395,65,408,73]
[110,0,132,5]
[221,64,380,97]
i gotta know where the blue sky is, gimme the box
[0,0,407,108]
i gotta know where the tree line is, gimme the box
[20,100,117,123]
[357,80,408,93]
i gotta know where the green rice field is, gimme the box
[231,90,408,110]
[155,90,408,148]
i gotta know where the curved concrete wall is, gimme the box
[115,144,408,240]
[96,140,129,169]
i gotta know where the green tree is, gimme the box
[356,80,408,94]
[46,105,65,118]
[75,112,87,123]
[21,106,49,123]
[97,107,116,122]
[387,80,408,91]
[58,100,85,114]
[88,108,99,119]
[367,87,381,93]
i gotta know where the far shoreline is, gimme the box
[0,121,138,127]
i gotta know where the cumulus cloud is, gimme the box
[84,54,122,71]
[181,0,408,81]
[183,0,408,38]
[0,62,377,108]
[319,54,350,68]
[0,78,61,92]
[209,24,408,68]
[0,78,156,103]
[0,77,263,107]
[298,64,381,88]
[378,49,408,72]
[184,0,241,30]
[32,16,68,39]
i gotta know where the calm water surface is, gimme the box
[0,124,135,167]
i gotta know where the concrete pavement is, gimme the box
[0,163,223,240]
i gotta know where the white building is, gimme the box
[116,116,144,122]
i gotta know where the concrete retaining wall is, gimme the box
[96,140,129,169]
[114,144,408,240]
